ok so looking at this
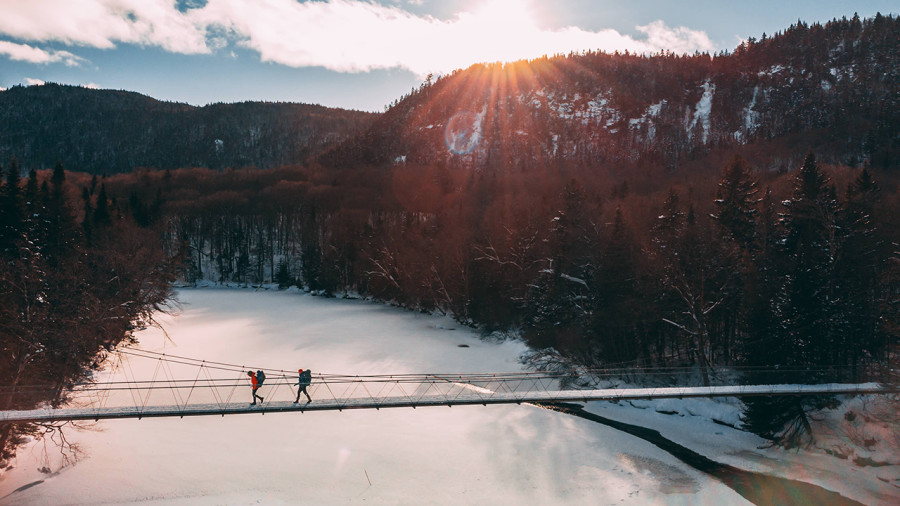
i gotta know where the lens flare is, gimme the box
[444,111,482,155]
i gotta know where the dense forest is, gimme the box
[1,13,898,459]
[0,161,176,465]
[94,146,899,444]
[0,84,375,174]
[323,13,899,173]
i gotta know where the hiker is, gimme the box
[248,370,264,405]
[294,368,312,404]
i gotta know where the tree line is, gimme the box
[0,84,375,174]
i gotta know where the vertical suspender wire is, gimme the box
[160,355,185,409]
[202,363,225,409]
[121,351,145,414]
[140,358,164,415]
[320,376,341,409]
[284,372,298,401]
[179,361,206,415]
[88,350,123,417]
[259,370,285,407]
[222,368,246,407]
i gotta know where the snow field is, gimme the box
[0,288,890,505]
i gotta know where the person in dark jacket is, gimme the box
[248,371,264,405]
[294,368,312,404]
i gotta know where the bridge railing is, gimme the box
[0,348,896,422]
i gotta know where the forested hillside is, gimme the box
[323,13,898,174]
[0,84,375,174]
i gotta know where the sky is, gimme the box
[0,0,896,112]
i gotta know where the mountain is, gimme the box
[0,83,375,173]
[2,15,896,176]
[321,13,898,173]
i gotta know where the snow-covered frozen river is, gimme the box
[0,288,893,504]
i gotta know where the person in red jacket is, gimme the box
[248,371,264,405]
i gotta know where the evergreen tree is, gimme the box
[653,188,686,251]
[551,179,597,279]
[0,159,23,258]
[833,168,883,379]
[780,152,837,371]
[93,184,111,227]
[713,154,759,251]
[43,162,79,267]
[744,153,838,447]
[523,179,599,360]
[275,259,294,289]
[24,168,38,214]
[591,208,642,363]
[742,187,782,368]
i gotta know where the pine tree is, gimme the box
[744,153,838,447]
[713,154,759,251]
[93,184,110,226]
[591,207,642,362]
[780,152,837,371]
[0,159,23,258]
[522,179,599,361]
[833,168,883,379]
[742,187,782,368]
[43,162,79,267]
[653,188,685,251]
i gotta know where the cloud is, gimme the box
[0,0,209,53]
[0,86,6,92]
[192,0,716,76]
[83,82,101,89]
[636,20,715,54]
[25,78,46,86]
[0,40,86,66]
[0,0,716,76]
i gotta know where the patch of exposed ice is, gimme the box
[689,81,714,144]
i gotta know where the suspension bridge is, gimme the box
[1,349,896,424]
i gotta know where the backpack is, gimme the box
[299,369,312,386]
[256,370,266,386]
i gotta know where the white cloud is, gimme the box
[0,0,716,76]
[0,40,86,66]
[192,0,716,76]
[0,0,209,53]
[0,86,6,92]
[83,82,101,89]
[636,20,715,54]
[25,78,46,86]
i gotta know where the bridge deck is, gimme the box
[1,383,893,423]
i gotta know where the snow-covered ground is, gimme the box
[0,288,897,504]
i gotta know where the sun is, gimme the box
[453,0,541,64]
[471,0,536,30]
